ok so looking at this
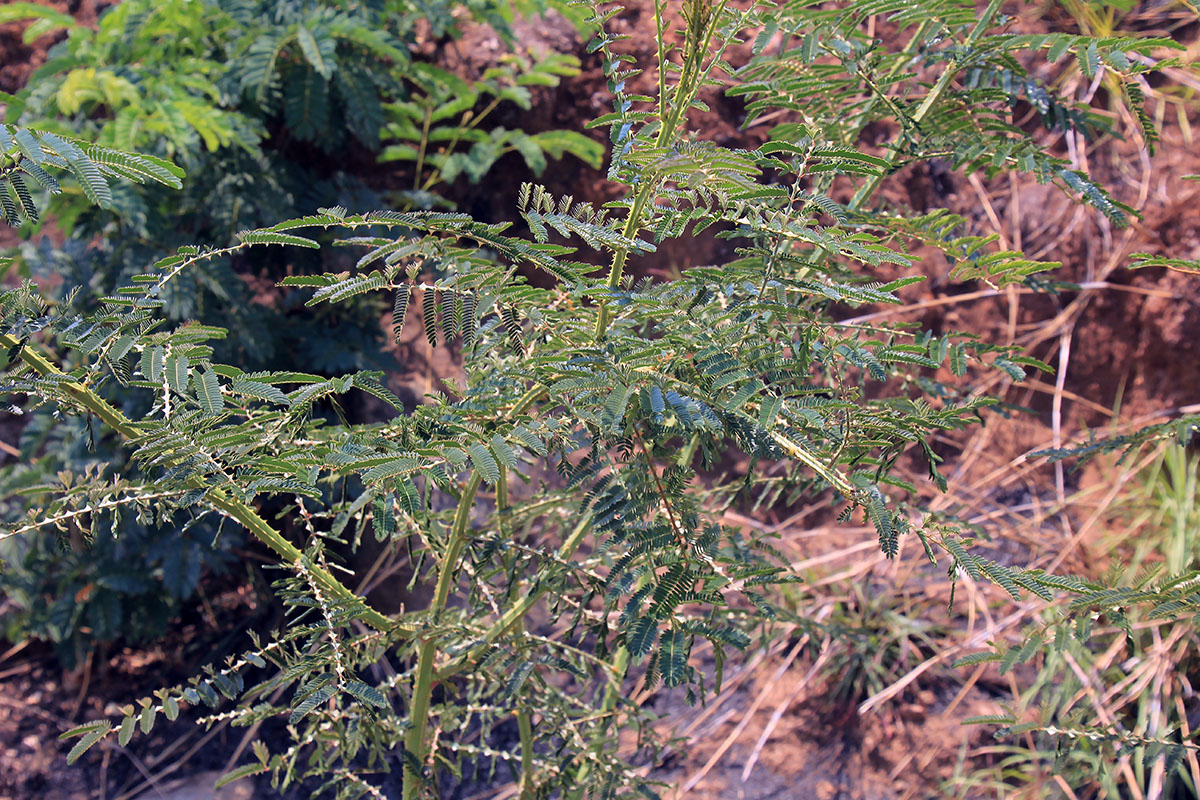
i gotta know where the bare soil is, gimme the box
[2,0,1200,798]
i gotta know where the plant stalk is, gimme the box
[433,512,593,682]
[517,617,536,800]
[593,186,654,340]
[498,463,537,800]
[414,106,433,192]
[592,0,728,342]
[572,645,631,790]
[402,382,547,799]
[846,0,1007,212]
[403,470,482,800]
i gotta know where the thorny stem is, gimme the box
[403,470,482,800]
[846,0,1008,212]
[742,6,1008,494]
[593,0,729,342]
[655,0,669,127]
[495,461,538,799]
[402,382,547,799]
[572,646,631,790]
[844,20,934,140]
[0,333,401,634]
[2,487,191,544]
[432,511,593,683]
[517,619,536,800]
[593,186,655,340]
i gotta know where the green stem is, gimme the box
[654,0,668,127]
[512,383,549,417]
[593,0,729,342]
[846,0,1007,213]
[413,105,433,192]
[517,616,536,800]
[433,512,592,683]
[846,21,934,140]
[419,96,503,194]
[518,705,535,797]
[1,333,400,634]
[572,646,630,790]
[402,382,547,799]
[656,0,727,152]
[593,186,655,341]
[403,471,481,800]
[496,463,509,518]
[498,463,537,799]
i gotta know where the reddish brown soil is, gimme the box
[434,0,1200,439]
[2,1,1200,798]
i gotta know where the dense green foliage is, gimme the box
[1,0,1198,797]
[0,0,597,658]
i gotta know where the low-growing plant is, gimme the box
[952,444,1200,798]
[381,53,603,206]
[820,583,944,708]
[1,0,598,229]
[2,0,1199,796]
[1113,444,1200,578]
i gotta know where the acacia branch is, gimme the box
[0,332,403,635]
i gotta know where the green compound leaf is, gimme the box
[194,368,223,415]
[469,443,500,484]
[61,721,111,765]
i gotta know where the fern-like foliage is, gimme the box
[5,0,410,155]
[733,0,1179,226]
[3,0,1194,796]
[0,125,183,227]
